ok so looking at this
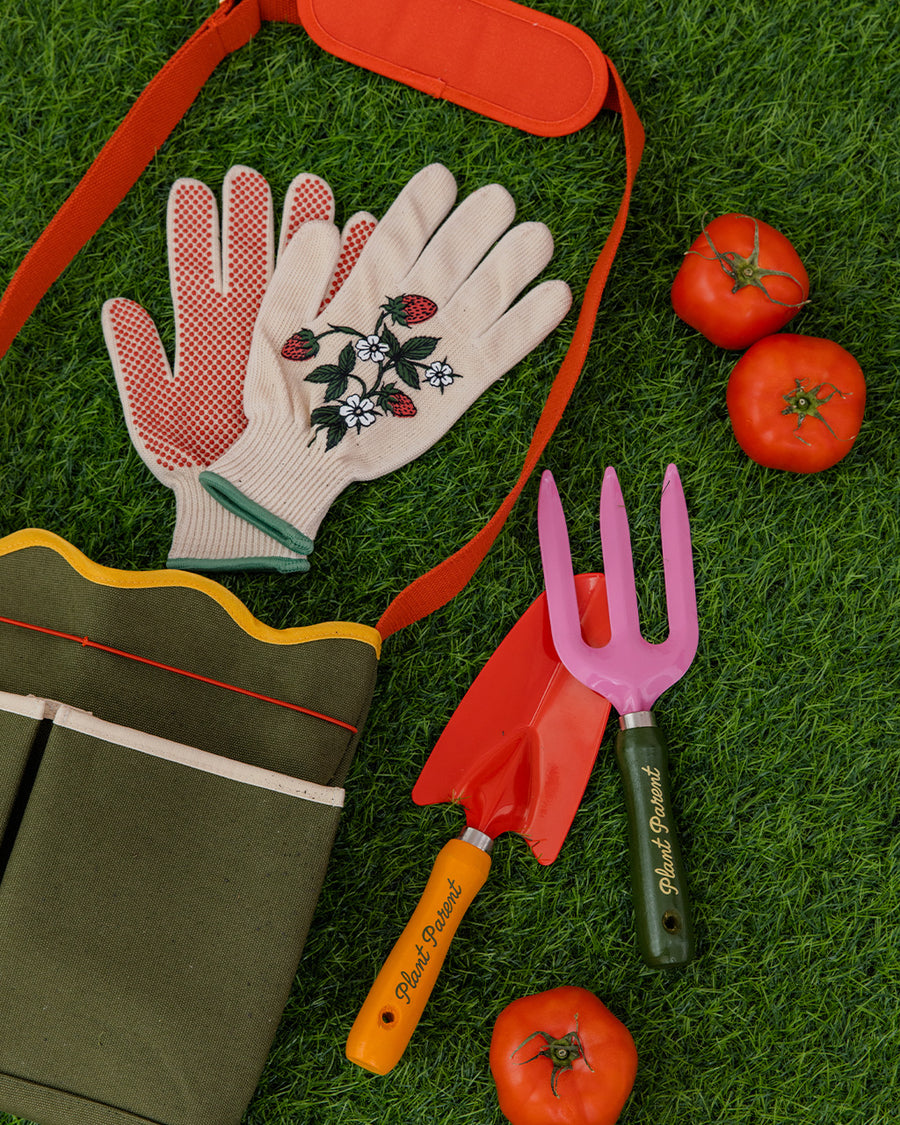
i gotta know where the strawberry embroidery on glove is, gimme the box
[386,391,417,417]
[383,293,438,326]
[281,328,320,362]
[284,294,459,450]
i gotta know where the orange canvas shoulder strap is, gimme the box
[0,0,643,638]
[0,1,273,359]
[378,61,642,636]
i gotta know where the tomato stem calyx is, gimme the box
[689,216,808,308]
[782,379,851,445]
[511,1015,595,1098]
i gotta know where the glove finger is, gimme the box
[399,276,569,421]
[319,211,378,312]
[475,278,573,373]
[220,166,275,296]
[277,172,335,257]
[257,219,343,347]
[168,177,224,298]
[102,297,178,477]
[399,182,516,307]
[102,297,173,390]
[442,220,556,335]
[325,163,457,316]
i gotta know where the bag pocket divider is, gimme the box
[0,691,56,877]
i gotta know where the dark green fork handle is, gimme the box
[615,714,695,968]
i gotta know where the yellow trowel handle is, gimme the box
[345,831,493,1075]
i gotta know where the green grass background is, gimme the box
[1,1,898,1122]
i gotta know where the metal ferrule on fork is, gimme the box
[619,710,655,730]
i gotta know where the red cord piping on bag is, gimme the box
[0,615,358,733]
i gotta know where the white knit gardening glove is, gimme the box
[101,165,376,572]
[199,163,572,559]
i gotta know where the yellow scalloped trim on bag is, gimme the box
[0,528,382,655]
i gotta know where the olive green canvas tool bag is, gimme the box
[0,529,381,1125]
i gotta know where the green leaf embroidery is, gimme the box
[338,342,357,375]
[328,375,350,401]
[306,364,343,383]
[305,365,349,401]
[310,403,348,450]
[380,324,400,360]
[324,423,346,451]
[395,359,421,389]
[399,335,439,361]
[310,404,344,426]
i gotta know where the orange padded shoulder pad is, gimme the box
[295,0,610,136]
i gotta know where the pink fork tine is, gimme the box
[535,471,594,677]
[598,464,699,710]
[658,463,699,672]
[537,465,699,967]
[598,464,643,642]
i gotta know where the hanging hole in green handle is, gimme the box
[662,910,682,933]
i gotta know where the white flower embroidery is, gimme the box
[340,394,377,430]
[425,360,455,389]
[355,334,390,363]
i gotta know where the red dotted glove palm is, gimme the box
[102,164,375,571]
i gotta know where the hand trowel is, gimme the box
[345,574,612,1075]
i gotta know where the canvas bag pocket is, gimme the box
[0,702,345,1125]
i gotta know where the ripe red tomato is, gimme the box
[726,334,866,472]
[489,986,637,1125]
[672,213,810,349]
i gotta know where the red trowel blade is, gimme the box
[412,574,612,864]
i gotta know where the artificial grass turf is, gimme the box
[1,0,898,1122]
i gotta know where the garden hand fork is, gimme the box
[538,465,699,967]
